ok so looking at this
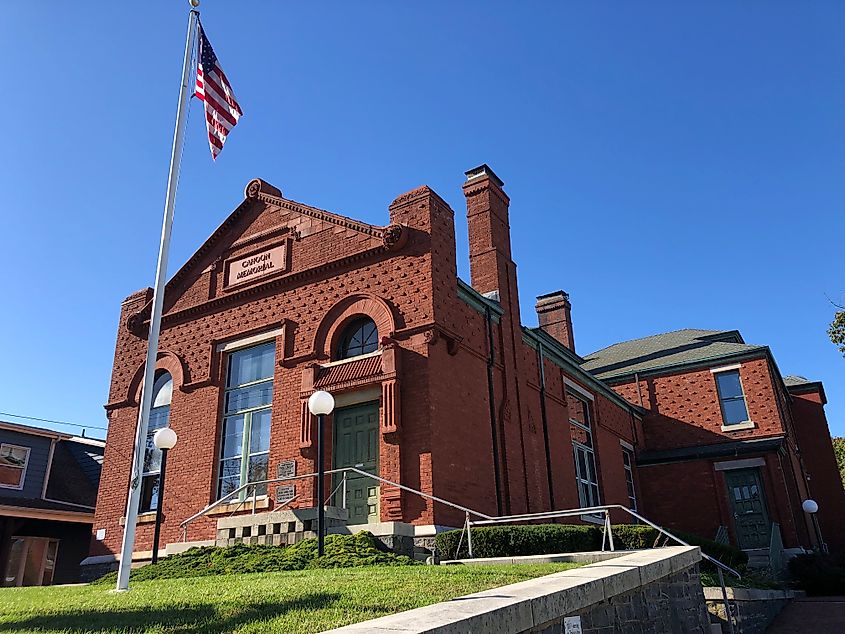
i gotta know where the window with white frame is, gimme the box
[714,369,750,426]
[140,372,173,512]
[622,448,637,511]
[0,444,30,490]
[568,390,601,509]
[218,342,274,500]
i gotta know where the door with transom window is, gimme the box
[332,402,380,525]
[725,468,770,549]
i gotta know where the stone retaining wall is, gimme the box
[704,587,802,634]
[326,546,711,634]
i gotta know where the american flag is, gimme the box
[195,23,242,160]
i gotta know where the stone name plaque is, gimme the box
[277,460,297,479]
[276,484,296,505]
[225,244,286,288]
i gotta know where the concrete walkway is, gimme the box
[766,597,845,633]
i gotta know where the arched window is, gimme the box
[336,317,378,360]
[141,371,172,512]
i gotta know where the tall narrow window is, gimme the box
[218,342,274,500]
[140,372,172,512]
[568,390,601,509]
[622,448,637,511]
[336,317,378,360]
[715,370,750,426]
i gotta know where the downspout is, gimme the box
[537,340,556,511]
[634,372,645,408]
[485,305,504,516]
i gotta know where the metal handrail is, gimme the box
[179,466,492,539]
[469,503,741,579]
[176,469,740,633]
[178,469,741,580]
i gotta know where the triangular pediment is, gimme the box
[127,178,406,330]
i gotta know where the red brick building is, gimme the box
[88,165,843,571]
[583,330,845,558]
[87,165,643,569]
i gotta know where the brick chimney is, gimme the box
[535,291,575,351]
[463,164,512,297]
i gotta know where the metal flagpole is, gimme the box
[116,1,200,591]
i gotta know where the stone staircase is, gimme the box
[745,547,771,570]
[215,506,349,547]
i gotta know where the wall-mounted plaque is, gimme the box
[277,460,297,480]
[225,244,287,288]
[276,484,296,505]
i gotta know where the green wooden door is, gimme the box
[725,468,770,550]
[333,402,380,525]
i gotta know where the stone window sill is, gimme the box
[137,511,158,524]
[721,421,756,432]
[207,496,271,516]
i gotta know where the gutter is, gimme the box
[536,340,556,510]
[485,305,503,516]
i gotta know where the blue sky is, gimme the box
[1,1,843,440]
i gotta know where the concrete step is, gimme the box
[745,547,771,568]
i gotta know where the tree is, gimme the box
[833,437,845,490]
[830,310,845,357]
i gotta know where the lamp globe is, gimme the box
[153,427,178,451]
[308,390,335,416]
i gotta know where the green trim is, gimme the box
[457,278,503,323]
[522,328,643,416]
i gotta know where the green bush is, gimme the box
[435,524,600,560]
[434,523,747,573]
[788,553,845,596]
[94,532,418,584]
[609,524,748,572]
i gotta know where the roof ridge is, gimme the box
[584,328,725,358]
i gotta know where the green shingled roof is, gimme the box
[581,328,767,380]
[783,375,812,387]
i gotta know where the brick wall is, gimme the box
[91,172,643,560]
[613,357,786,453]
[790,388,845,554]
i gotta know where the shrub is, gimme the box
[610,525,748,572]
[94,532,418,584]
[789,553,845,596]
[434,523,747,573]
[435,524,600,560]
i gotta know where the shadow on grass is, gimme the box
[2,592,342,633]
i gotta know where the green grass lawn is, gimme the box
[0,564,578,633]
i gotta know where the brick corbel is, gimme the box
[380,340,400,434]
[299,399,313,450]
[381,380,399,434]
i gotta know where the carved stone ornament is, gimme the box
[126,313,143,334]
[382,224,405,250]
[245,179,262,198]
[423,328,440,346]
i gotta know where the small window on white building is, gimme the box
[714,370,750,426]
[0,444,30,490]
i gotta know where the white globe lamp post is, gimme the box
[151,427,178,564]
[308,391,335,555]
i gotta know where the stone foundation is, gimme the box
[704,587,802,634]
[325,546,712,634]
